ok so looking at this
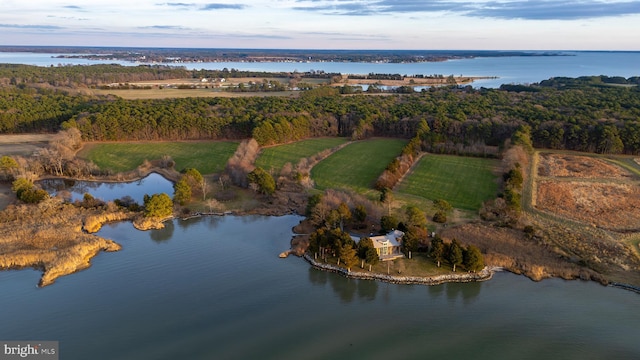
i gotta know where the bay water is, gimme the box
[1,51,640,359]
[1,51,639,88]
[0,215,638,359]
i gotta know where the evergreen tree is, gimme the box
[144,193,173,218]
[463,245,485,272]
[336,202,351,231]
[430,235,445,267]
[447,239,463,272]
[339,243,359,272]
[380,215,399,233]
[173,177,192,206]
[405,205,427,228]
[247,167,276,195]
[353,204,367,224]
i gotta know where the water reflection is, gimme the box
[429,281,482,305]
[309,267,381,303]
[356,278,378,301]
[38,173,174,204]
[308,266,483,304]
[150,221,174,243]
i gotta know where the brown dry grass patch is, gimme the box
[536,181,640,230]
[537,153,631,178]
[440,222,598,282]
[0,198,130,286]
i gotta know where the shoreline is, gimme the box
[302,253,495,285]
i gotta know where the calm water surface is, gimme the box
[39,173,174,204]
[0,215,638,360]
[2,51,639,88]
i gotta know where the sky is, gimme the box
[1,0,639,50]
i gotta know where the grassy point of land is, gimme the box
[78,141,239,174]
[311,138,407,194]
[396,154,500,211]
[256,137,349,173]
[315,253,452,277]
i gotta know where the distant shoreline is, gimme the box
[0,46,573,65]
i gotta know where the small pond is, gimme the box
[38,173,174,204]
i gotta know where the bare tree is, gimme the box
[206,198,223,213]
[225,138,260,187]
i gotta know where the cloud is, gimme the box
[47,15,89,21]
[139,25,191,30]
[218,33,292,40]
[200,3,246,10]
[0,24,64,29]
[159,2,196,8]
[466,1,640,20]
[293,0,640,20]
[300,30,391,41]
[62,5,83,10]
[293,1,377,15]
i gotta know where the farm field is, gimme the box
[0,134,52,156]
[92,88,297,99]
[77,141,238,174]
[90,77,329,99]
[255,137,348,173]
[311,138,407,193]
[396,154,499,211]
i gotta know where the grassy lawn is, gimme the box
[396,154,500,211]
[78,141,239,174]
[316,253,452,277]
[311,138,407,193]
[255,137,349,173]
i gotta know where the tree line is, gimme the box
[1,74,640,154]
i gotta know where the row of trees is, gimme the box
[375,136,422,190]
[430,236,484,272]
[2,77,640,155]
[0,63,190,88]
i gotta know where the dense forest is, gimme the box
[1,63,640,155]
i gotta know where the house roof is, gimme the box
[370,230,403,249]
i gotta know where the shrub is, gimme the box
[433,211,447,223]
[144,193,173,218]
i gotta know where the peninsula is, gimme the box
[0,65,639,290]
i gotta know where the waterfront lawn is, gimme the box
[255,137,349,173]
[315,253,452,277]
[311,138,407,193]
[78,141,239,174]
[396,154,499,211]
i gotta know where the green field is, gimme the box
[311,138,407,192]
[78,141,239,174]
[255,138,349,173]
[396,154,499,211]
